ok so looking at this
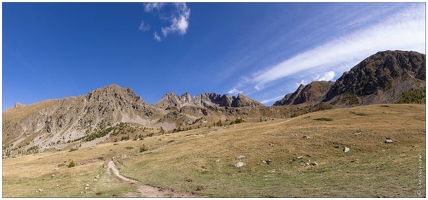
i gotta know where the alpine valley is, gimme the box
[3,50,426,197]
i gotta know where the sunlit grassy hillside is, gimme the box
[3,104,425,197]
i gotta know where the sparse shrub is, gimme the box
[167,140,175,143]
[139,145,148,153]
[314,117,333,121]
[125,146,134,150]
[68,160,76,168]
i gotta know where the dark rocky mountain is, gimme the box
[274,50,426,106]
[273,81,334,106]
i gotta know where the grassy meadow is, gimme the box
[3,104,426,197]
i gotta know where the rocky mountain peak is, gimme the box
[274,50,425,107]
[86,84,143,103]
[322,50,425,104]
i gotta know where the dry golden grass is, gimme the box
[3,104,426,197]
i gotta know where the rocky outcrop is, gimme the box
[157,92,264,109]
[231,93,265,107]
[274,81,334,106]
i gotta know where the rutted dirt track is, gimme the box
[107,161,202,197]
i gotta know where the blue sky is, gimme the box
[2,2,425,110]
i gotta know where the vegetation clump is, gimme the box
[139,145,148,153]
[68,160,76,168]
[397,87,425,104]
[313,117,333,121]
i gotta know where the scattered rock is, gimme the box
[354,132,362,135]
[310,162,318,166]
[237,155,245,159]
[38,189,43,192]
[85,187,90,190]
[96,192,102,196]
[269,143,274,147]
[306,154,311,158]
[81,191,84,194]
[300,162,309,167]
[343,146,350,153]
[385,139,393,144]
[234,162,245,168]
[297,156,303,159]
[302,135,310,139]
[93,179,98,182]
[95,175,99,179]
[51,175,55,178]
[85,184,89,187]
[215,159,220,163]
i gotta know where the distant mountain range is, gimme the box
[3,50,425,158]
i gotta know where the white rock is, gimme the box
[234,162,245,168]
[215,159,220,163]
[297,156,303,159]
[237,155,245,159]
[343,146,350,153]
[85,187,89,190]
[385,139,393,143]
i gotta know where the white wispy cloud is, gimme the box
[161,3,190,37]
[142,3,190,41]
[154,31,161,42]
[144,2,166,12]
[317,71,335,81]
[260,95,284,104]
[139,20,150,32]
[250,5,424,92]
[228,88,243,95]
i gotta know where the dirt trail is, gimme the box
[107,161,202,197]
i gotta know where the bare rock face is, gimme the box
[274,81,334,106]
[157,92,264,109]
